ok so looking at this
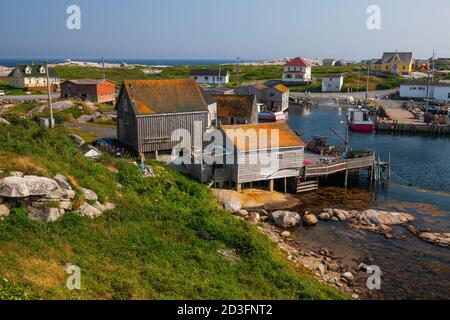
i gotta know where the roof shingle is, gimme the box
[214,95,256,119]
[123,79,208,115]
[221,122,305,151]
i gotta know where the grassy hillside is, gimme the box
[55,64,404,93]
[0,117,347,300]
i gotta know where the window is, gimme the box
[286,74,292,79]
[205,76,209,81]
[269,93,275,97]
[277,154,284,160]
[448,93,450,99]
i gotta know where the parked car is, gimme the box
[92,138,133,157]
[0,91,5,96]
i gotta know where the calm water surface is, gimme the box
[287,104,450,300]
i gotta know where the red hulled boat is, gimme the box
[347,108,375,133]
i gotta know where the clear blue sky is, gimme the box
[1,0,449,60]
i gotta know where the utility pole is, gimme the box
[236,56,240,86]
[44,60,54,128]
[218,64,221,86]
[101,57,106,80]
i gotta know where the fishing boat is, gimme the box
[258,111,286,121]
[347,108,375,133]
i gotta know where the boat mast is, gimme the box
[426,51,435,113]
[366,67,369,100]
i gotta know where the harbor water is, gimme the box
[287,102,450,300]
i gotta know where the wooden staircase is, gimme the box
[297,179,319,193]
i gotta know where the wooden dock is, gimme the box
[297,155,375,193]
[376,105,449,135]
[376,120,449,135]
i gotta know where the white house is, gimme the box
[8,64,60,91]
[282,57,312,85]
[321,76,344,92]
[433,84,450,102]
[189,69,230,85]
[400,80,450,101]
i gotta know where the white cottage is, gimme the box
[189,69,230,85]
[321,76,344,92]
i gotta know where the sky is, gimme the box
[0,0,449,60]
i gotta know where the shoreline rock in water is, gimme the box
[419,232,450,248]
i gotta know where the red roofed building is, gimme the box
[61,79,116,103]
[282,57,313,85]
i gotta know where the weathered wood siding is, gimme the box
[116,89,139,151]
[235,147,304,184]
[136,112,208,153]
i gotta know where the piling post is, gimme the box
[344,170,348,191]
[388,153,391,180]
[268,180,274,192]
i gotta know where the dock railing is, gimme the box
[304,156,375,178]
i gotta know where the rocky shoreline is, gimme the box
[229,208,364,299]
[216,192,449,299]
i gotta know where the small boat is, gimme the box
[347,108,375,133]
[258,111,286,121]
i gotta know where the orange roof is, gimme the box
[273,84,289,93]
[214,95,256,119]
[123,79,208,115]
[251,83,269,90]
[221,122,305,151]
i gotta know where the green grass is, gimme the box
[5,103,39,114]
[0,80,49,96]
[55,65,193,84]
[0,82,28,96]
[55,64,403,93]
[0,117,347,300]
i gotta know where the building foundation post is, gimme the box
[269,179,274,192]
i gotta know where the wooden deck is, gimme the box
[303,156,375,179]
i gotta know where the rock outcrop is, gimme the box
[419,232,450,248]
[0,173,115,223]
[303,214,319,226]
[0,176,60,198]
[271,211,301,229]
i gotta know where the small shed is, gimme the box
[321,76,344,92]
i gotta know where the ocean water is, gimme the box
[0,58,261,68]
